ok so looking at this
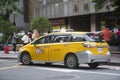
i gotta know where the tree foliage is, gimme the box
[0,0,22,21]
[0,19,17,41]
[31,17,52,34]
[92,0,120,14]
[0,0,23,41]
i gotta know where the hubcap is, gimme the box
[67,56,76,68]
[22,54,30,64]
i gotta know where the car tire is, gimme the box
[65,54,78,69]
[88,63,99,68]
[21,52,32,65]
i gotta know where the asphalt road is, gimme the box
[0,59,120,80]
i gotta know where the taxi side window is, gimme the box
[71,34,86,42]
[35,35,53,44]
[53,35,70,43]
[54,37,64,43]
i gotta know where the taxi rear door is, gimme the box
[49,35,70,62]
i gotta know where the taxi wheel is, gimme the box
[65,54,78,69]
[21,53,32,65]
[88,63,99,68]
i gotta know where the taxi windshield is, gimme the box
[86,33,105,42]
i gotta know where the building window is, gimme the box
[84,3,89,11]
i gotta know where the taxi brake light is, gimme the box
[82,43,95,48]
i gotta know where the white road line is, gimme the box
[76,70,120,76]
[0,60,8,62]
[100,65,120,70]
[35,67,120,76]
[36,67,73,72]
[0,64,21,71]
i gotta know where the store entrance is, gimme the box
[69,15,91,31]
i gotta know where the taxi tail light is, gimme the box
[82,43,95,48]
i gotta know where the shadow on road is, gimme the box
[19,63,108,71]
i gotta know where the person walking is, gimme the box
[32,29,39,40]
[28,30,32,41]
[9,32,17,53]
[21,32,31,45]
[101,28,112,44]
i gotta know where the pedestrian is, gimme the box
[116,29,120,51]
[28,30,32,41]
[21,32,31,45]
[101,28,112,44]
[8,32,18,53]
[32,29,39,40]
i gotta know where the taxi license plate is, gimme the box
[98,48,103,52]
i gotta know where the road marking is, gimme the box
[111,67,120,70]
[76,70,120,76]
[0,64,21,71]
[36,67,73,72]
[0,59,8,62]
[35,67,120,76]
[100,65,120,70]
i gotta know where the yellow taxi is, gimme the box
[18,32,110,68]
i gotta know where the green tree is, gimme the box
[0,0,22,21]
[92,0,120,15]
[0,19,17,41]
[31,17,52,34]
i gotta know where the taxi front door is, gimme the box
[33,44,49,61]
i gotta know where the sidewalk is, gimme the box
[108,53,120,66]
[0,51,120,66]
[0,51,18,59]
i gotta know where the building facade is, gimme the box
[29,0,119,32]
[9,0,30,31]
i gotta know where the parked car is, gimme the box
[18,32,110,68]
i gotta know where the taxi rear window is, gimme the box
[71,34,86,42]
[86,33,104,42]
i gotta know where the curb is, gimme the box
[0,56,17,59]
[0,51,18,60]
[0,55,18,59]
